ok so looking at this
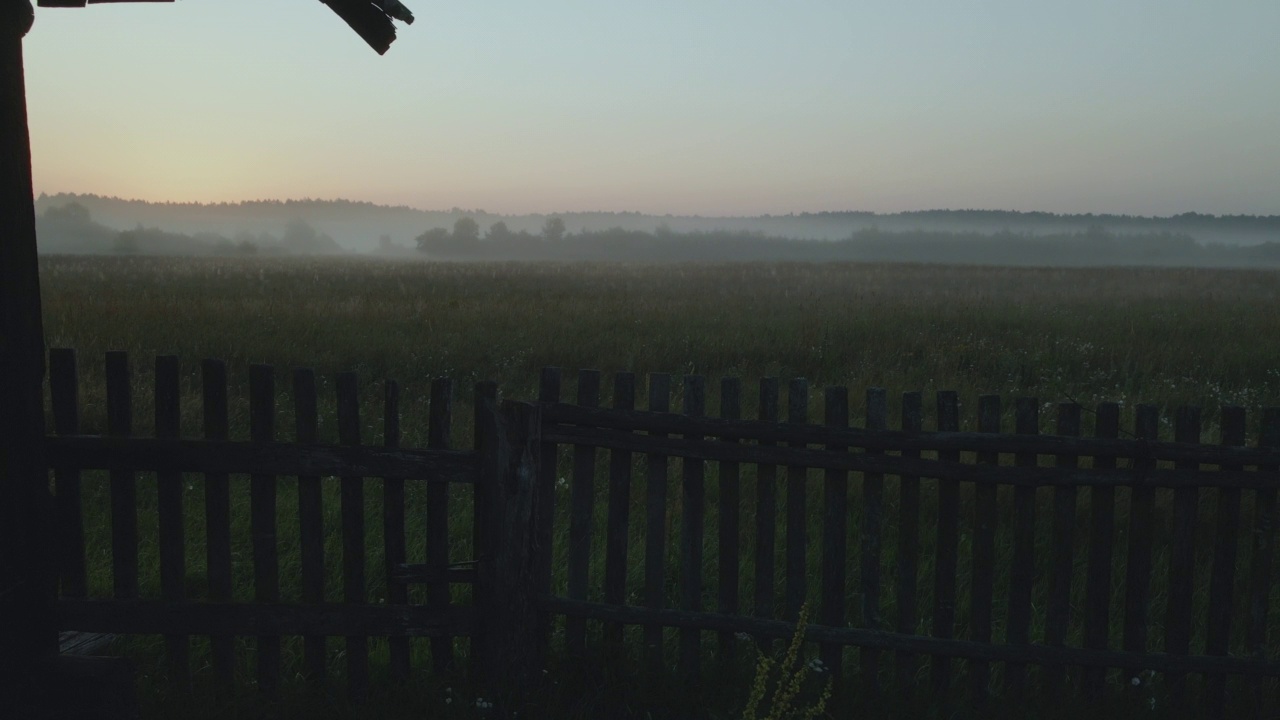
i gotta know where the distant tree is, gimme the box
[237,240,259,255]
[453,216,480,243]
[542,216,566,242]
[415,227,451,253]
[379,234,394,252]
[486,221,512,242]
[44,201,92,224]
[112,229,139,255]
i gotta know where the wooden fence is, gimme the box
[41,353,1280,715]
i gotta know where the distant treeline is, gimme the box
[35,192,1280,252]
[37,202,343,256]
[411,216,1280,267]
[37,200,1280,267]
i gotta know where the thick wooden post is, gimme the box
[0,0,55,684]
[475,397,544,702]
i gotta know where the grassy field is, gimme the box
[40,255,1280,435]
[38,255,1280,718]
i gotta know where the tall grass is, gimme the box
[41,256,1280,439]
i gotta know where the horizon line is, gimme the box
[35,190,1280,222]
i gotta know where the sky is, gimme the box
[22,0,1280,217]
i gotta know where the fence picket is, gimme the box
[1122,406,1159,683]
[680,376,707,677]
[105,352,138,601]
[155,356,188,687]
[1165,407,1201,711]
[862,387,887,702]
[754,379,780,633]
[383,379,410,682]
[644,373,672,673]
[201,359,233,691]
[1083,403,1120,702]
[1205,406,1244,714]
[931,391,960,700]
[1044,403,1081,698]
[567,370,601,659]
[293,368,326,683]
[969,395,1000,706]
[604,373,636,649]
[716,378,742,659]
[895,391,923,694]
[336,372,369,700]
[820,386,848,684]
[428,378,455,672]
[49,349,86,600]
[786,379,809,621]
[1249,409,1280,714]
[249,365,280,695]
[1006,398,1038,700]
[536,367,562,656]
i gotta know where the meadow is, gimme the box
[40,255,1280,437]
[37,255,1280,718]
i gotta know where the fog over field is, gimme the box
[34,192,1280,267]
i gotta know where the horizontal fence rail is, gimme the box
[44,437,478,482]
[38,353,1280,717]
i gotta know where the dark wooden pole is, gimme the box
[475,397,544,706]
[0,0,56,685]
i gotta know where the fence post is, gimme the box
[0,1,55,692]
[476,397,544,701]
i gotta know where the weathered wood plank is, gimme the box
[1122,406,1159,678]
[428,377,455,673]
[786,378,809,621]
[293,368,326,684]
[604,373,636,649]
[45,435,477,482]
[1044,403,1081,699]
[716,378,741,660]
[201,359,233,691]
[154,356,188,687]
[680,375,707,677]
[1204,406,1244,715]
[336,372,368,700]
[391,564,477,584]
[535,368,562,656]
[382,379,410,683]
[58,599,475,638]
[644,373,671,673]
[105,351,138,601]
[249,365,280,695]
[1083,403,1120,702]
[819,386,848,683]
[537,426,1272,490]
[538,597,1280,677]
[49,349,86,600]
[567,369,601,659]
[931,391,960,699]
[540,402,1279,465]
[969,395,1000,707]
[861,388,887,701]
[1164,406,1201,713]
[754,378,780,627]
[1005,398,1038,700]
[895,392,923,695]
[476,400,545,699]
[1248,408,1279,715]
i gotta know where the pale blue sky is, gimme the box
[23,1,1280,216]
